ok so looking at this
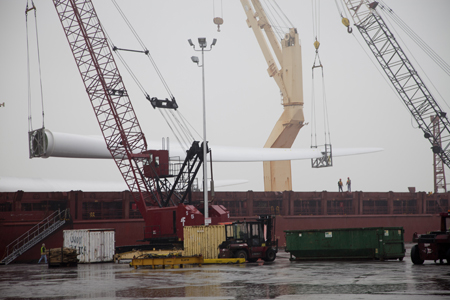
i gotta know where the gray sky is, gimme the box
[1,0,449,193]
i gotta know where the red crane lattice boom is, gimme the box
[51,0,230,244]
[53,0,160,209]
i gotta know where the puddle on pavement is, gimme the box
[1,248,450,299]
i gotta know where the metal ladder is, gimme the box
[1,209,70,265]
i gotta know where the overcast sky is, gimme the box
[1,0,449,193]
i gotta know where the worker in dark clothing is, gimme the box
[347,177,352,192]
[338,179,343,192]
[38,243,47,264]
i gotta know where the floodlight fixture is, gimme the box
[191,56,199,64]
[188,39,194,47]
[198,37,207,48]
[211,38,217,46]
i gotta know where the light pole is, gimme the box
[189,37,216,225]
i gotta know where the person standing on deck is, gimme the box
[347,177,351,192]
[38,243,47,264]
[338,179,343,192]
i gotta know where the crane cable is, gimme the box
[25,0,45,132]
[213,0,224,32]
[260,0,293,41]
[312,0,320,42]
[106,0,197,152]
[100,31,195,151]
[111,0,196,151]
[376,0,450,113]
[310,0,331,148]
[334,0,404,113]
[111,0,174,99]
[378,0,450,77]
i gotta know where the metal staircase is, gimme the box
[1,209,70,265]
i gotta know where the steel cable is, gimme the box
[261,0,291,40]
[378,1,450,76]
[376,2,450,111]
[111,0,174,99]
[107,0,197,149]
[26,0,45,131]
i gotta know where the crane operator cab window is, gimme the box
[144,153,153,166]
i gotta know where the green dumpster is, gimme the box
[285,227,405,261]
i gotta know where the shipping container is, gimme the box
[285,227,405,261]
[63,229,115,263]
[183,225,226,259]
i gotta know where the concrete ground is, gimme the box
[1,244,449,300]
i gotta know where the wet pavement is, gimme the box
[1,244,450,300]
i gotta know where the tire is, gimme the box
[234,250,248,261]
[263,248,276,262]
[411,245,424,265]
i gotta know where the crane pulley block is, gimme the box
[213,17,223,32]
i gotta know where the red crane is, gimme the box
[52,0,228,246]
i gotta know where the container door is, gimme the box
[380,228,405,259]
[64,230,89,263]
[89,231,100,263]
[376,230,384,260]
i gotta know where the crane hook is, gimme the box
[341,15,353,34]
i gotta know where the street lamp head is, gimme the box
[211,38,217,46]
[188,39,194,47]
[198,37,207,48]
[191,56,199,64]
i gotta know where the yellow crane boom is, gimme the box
[241,0,305,191]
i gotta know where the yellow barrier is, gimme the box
[203,258,245,264]
[130,255,203,269]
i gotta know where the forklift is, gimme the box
[411,211,450,264]
[218,215,278,262]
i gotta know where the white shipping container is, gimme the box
[63,229,115,263]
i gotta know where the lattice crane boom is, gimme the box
[342,0,450,170]
[53,0,159,211]
[51,0,230,243]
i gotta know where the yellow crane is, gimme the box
[240,0,305,191]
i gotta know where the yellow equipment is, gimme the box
[241,0,305,192]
